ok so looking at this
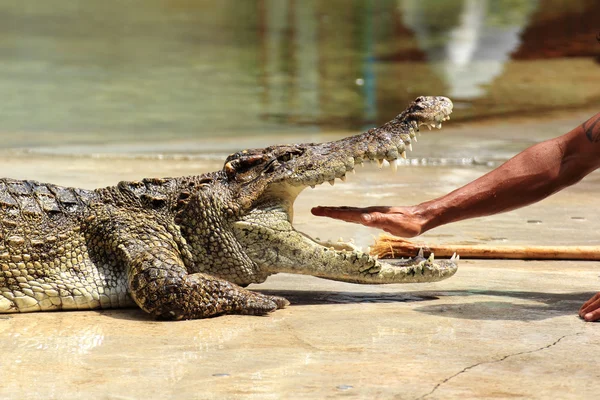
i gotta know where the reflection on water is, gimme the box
[0,0,599,150]
[402,0,537,98]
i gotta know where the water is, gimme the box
[0,0,599,153]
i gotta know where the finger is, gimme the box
[579,297,600,319]
[579,292,600,315]
[312,206,362,215]
[312,206,394,215]
[583,307,600,322]
[311,206,368,223]
[580,296,600,316]
[363,206,394,213]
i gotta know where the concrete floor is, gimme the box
[1,262,598,399]
[1,113,600,399]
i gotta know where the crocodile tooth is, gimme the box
[391,160,398,172]
[428,253,435,262]
[450,252,457,261]
[338,237,344,242]
[328,179,335,186]
[427,124,432,130]
[436,122,442,129]
[456,254,460,261]
[408,143,413,151]
[340,175,346,182]
[417,248,424,258]
[377,159,384,168]
[401,151,407,159]
[413,136,417,142]
[446,115,450,120]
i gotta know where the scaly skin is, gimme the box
[0,96,457,320]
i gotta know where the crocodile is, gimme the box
[0,96,457,320]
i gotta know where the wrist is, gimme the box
[410,201,443,234]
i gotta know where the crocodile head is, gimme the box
[223,96,453,196]
[195,96,458,285]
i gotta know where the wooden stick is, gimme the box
[371,235,600,261]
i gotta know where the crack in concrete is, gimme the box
[416,332,584,400]
[281,320,324,352]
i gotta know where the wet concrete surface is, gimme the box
[1,263,598,399]
[1,113,600,399]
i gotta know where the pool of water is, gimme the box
[0,0,599,151]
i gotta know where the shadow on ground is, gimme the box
[43,289,595,322]
[259,289,595,322]
[410,290,595,321]
[257,289,438,305]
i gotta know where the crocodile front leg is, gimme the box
[235,221,457,284]
[124,245,288,319]
[86,210,288,320]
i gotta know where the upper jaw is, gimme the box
[238,96,453,210]
[283,96,453,189]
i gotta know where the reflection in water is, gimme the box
[401,0,538,99]
[361,0,377,124]
[0,0,598,149]
[260,0,320,124]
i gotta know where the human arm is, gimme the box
[312,112,600,237]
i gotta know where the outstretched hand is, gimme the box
[311,206,426,238]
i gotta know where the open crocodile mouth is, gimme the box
[238,97,459,283]
[303,107,456,270]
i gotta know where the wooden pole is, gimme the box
[371,235,600,261]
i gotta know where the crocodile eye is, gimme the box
[278,153,292,162]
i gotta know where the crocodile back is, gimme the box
[0,178,96,227]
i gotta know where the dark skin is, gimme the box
[313,112,600,322]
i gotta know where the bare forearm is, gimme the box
[416,126,599,232]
